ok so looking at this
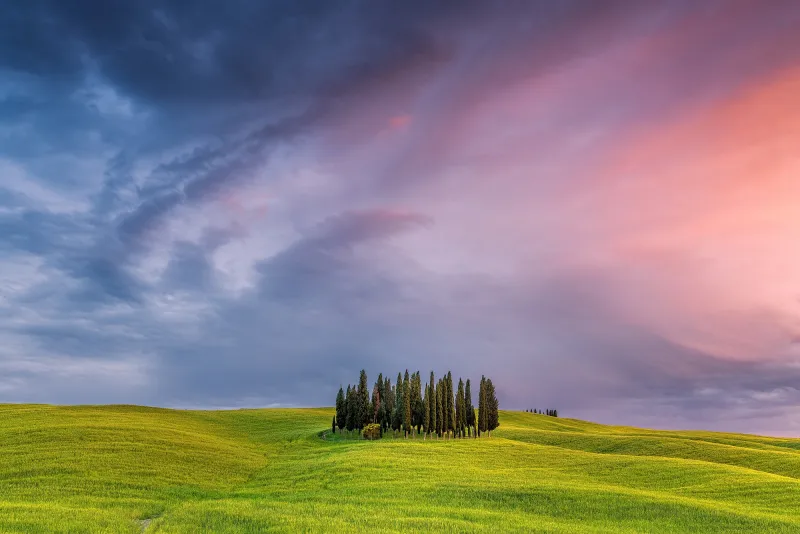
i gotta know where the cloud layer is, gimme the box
[2,0,800,435]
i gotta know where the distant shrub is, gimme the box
[363,423,382,440]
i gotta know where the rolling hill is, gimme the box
[0,405,798,532]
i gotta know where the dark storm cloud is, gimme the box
[2,0,464,229]
[1,0,459,103]
[31,0,473,255]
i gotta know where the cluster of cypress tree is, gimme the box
[334,369,499,439]
[526,408,558,417]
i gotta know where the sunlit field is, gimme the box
[1,405,798,533]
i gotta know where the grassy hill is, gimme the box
[1,405,798,533]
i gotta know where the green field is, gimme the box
[1,405,798,533]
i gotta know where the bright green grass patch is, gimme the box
[1,405,798,533]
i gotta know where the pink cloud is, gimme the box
[388,114,412,129]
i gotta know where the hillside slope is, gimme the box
[0,405,798,533]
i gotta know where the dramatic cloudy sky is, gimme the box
[2,0,800,435]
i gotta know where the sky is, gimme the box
[1,0,800,436]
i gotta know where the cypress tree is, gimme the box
[403,370,411,437]
[446,372,455,438]
[415,398,423,435]
[439,378,447,438]
[478,376,487,436]
[391,405,400,435]
[436,378,444,437]
[376,375,386,428]
[332,415,336,434]
[436,380,444,437]
[358,370,370,432]
[429,372,436,437]
[486,378,499,435]
[383,376,392,431]
[417,377,425,434]
[553,409,558,418]
[346,385,357,433]
[423,384,430,439]
[410,372,420,436]
[454,378,460,438]
[371,383,381,424]
[465,379,475,437]
[445,375,450,437]
[335,386,345,433]
[406,370,417,437]
[375,373,384,424]
[393,373,403,436]
[456,378,465,438]
[344,385,350,431]
[443,372,450,438]
[377,402,385,429]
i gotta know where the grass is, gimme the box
[0,405,798,532]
